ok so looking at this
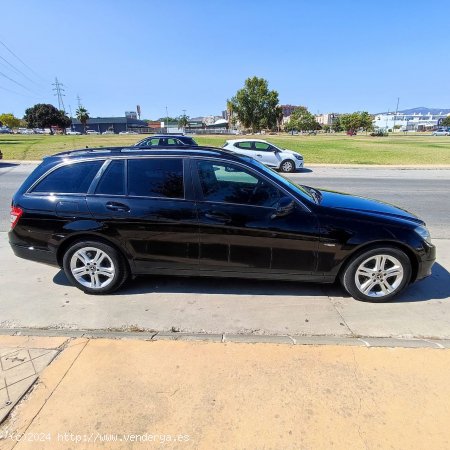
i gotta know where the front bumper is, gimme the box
[295,159,304,169]
[415,242,436,281]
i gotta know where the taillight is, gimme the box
[10,206,23,229]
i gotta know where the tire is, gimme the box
[63,240,129,295]
[280,159,295,173]
[340,247,411,302]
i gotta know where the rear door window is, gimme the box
[95,160,125,195]
[32,160,103,194]
[128,158,184,198]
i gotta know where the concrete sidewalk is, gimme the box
[1,336,450,450]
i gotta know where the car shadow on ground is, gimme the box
[295,168,313,174]
[0,162,19,168]
[52,262,450,302]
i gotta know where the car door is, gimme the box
[87,157,199,274]
[192,158,320,279]
[253,142,280,168]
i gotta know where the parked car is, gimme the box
[119,131,139,135]
[8,145,435,302]
[66,130,81,135]
[432,128,450,136]
[16,128,35,135]
[86,130,100,135]
[102,130,115,135]
[222,139,303,173]
[134,134,198,147]
[0,127,13,134]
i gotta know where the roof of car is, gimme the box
[46,145,244,162]
[225,138,271,144]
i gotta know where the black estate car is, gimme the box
[9,146,435,302]
[134,135,198,148]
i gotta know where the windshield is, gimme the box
[246,158,316,203]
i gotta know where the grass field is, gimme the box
[1,133,450,165]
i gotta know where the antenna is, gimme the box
[52,77,66,112]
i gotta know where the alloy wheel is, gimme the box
[69,246,115,289]
[354,254,404,298]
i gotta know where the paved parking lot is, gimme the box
[1,163,449,339]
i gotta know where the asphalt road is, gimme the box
[2,162,449,237]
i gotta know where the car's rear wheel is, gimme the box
[340,247,411,302]
[63,240,128,294]
[280,159,295,173]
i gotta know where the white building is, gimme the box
[373,112,450,131]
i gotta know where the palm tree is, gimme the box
[178,114,189,132]
[76,106,89,134]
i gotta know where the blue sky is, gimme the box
[1,0,449,119]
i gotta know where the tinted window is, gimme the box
[95,160,125,195]
[33,161,103,194]
[235,142,252,149]
[128,158,184,198]
[182,137,197,145]
[254,142,271,151]
[197,161,280,207]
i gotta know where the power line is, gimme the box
[52,77,65,112]
[0,70,35,93]
[0,39,48,84]
[0,53,41,88]
[0,84,40,98]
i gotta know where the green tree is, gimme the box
[178,114,189,131]
[284,106,319,132]
[0,113,20,129]
[230,77,279,132]
[359,111,374,133]
[331,116,343,132]
[340,112,361,133]
[441,116,450,127]
[23,104,71,133]
[76,106,90,133]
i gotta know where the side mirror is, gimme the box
[273,148,281,154]
[271,196,295,219]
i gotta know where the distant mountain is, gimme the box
[377,107,450,115]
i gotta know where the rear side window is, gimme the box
[235,142,252,149]
[95,160,125,195]
[32,161,103,194]
[128,158,184,198]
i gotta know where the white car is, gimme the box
[432,129,449,136]
[119,130,139,135]
[66,130,81,135]
[86,129,100,135]
[102,130,115,135]
[222,139,304,173]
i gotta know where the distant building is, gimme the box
[71,116,148,134]
[280,105,299,118]
[373,112,450,131]
[316,113,339,126]
[125,111,137,119]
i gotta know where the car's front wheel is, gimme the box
[63,240,128,294]
[340,247,411,302]
[280,159,295,173]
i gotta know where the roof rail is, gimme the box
[50,145,231,158]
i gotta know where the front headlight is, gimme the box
[294,154,303,160]
[415,226,431,244]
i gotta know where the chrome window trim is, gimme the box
[26,158,106,195]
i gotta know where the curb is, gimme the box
[2,328,449,349]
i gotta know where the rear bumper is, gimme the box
[9,242,59,267]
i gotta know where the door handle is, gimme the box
[105,201,130,212]
[256,154,263,158]
[205,212,231,223]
